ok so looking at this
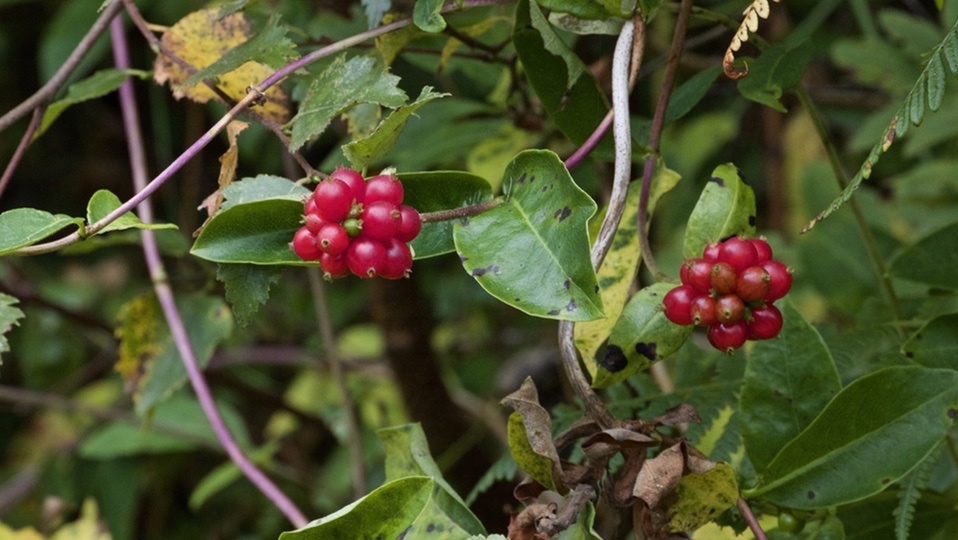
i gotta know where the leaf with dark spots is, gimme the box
[516,172,528,184]
[548,309,560,316]
[709,176,725,187]
[682,163,757,259]
[553,206,572,221]
[528,175,536,183]
[563,279,571,290]
[749,214,756,226]
[565,299,577,312]
[635,342,657,361]
[600,345,628,373]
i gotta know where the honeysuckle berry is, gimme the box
[380,238,414,280]
[663,285,699,326]
[710,262,737,295]
[291,226,321,261]
[715,294,745,324]
[735,266,771,303]
[313,179,354,223]
[747,303,783,340]
[361,201,402,240]
[304,212,325,234]
[690,295,718,326]
[316,222,350,256]
[761,260,792,301]
[749,237,773,263]
[718,236,759,272]
[683,259,713,294]
[319,252,349,280]
[364,173,404,206]
[330,166,366,204]
[702,241,722,262]
[346,237,387,279]
[708,321,748,354]
[396,205,422,243]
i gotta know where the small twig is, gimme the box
[0,106,45,199]
[736,497,768,540]
[110,18,307,528]
[307,267,366,498]
[419,198,503,223]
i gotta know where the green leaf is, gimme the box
[216,264,283,327]
[536,0,610,20]
[221,174,311,210]
[189,442,279,510]
[35,68,150,139]
[666,66,722,123]
[575,167,681,376]
[135,295,234,416]
[514,0,612,153]
[0,208,82,255]
[86,190,177,233]
[361,0,391,27]
[682,163,757,259]
[288,54,407,151]
[746,365,958,509]
[413,0,446,32]
[279,477,436,539]
[737,40,813,112]
[592,282,693,388]
[453,150,603,321]
[893,443,940,540]
[378,423,486,536]
[667,462,738,533]
[0,292,24,364]
[399,170,493,259]
[739,301,842,473]
[343,87,447,170]
[190,199,305,264]
[888,221,958,290]
[901,312,958,369]
[182,14,298,88]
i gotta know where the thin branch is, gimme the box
[737,497,768,540]
[420,198,503,223]
[307,266,366,498]
[638,0,695,281]
[110,18,307,528]
[0,107,45,199]
[537,484,597,537]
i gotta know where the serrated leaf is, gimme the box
[288,54,407,151]
[888,221,958,290]
[453,150,603,321]
[279,477,436,539]
[362,0,391,27]
[592,282,693,388]
[154,8,291,123]
[343,87,447,170]
[739,301,842,473]
[682,163,757,259]
[398,170,493,259]
[0,293,24,364]
[87,190,177,233]
[745,365,958,509]
[413,0,446,32]
[216,264,283,327]
[221,174,311,211]
[501,379,565,493]
[190,199,305,265]
[35,68,150,139]
[575,167,681,374]
[0,208,82,255]
[378,423,486,536]
[901,312,958,369]
[667,462,738,533]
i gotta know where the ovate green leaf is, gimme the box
[36,68,150,139]
[593,282,693,388]
[737,40,813,112]
[216,264,283,327]
[413,0,446,32]
[746,366,958,509]
[901,312,958,369]
[739,301,842,473]
[888,221,958,290]
[0,208,82,255]
[453,150,602,321]
[682,163,757,259]
[220,175,311,211]
[87,189,177,233]
[190,199,305,264]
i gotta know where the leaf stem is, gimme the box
[110,18,308,528]
[737,497,768,540]
[419,198,503,223]
[0,107,45,200]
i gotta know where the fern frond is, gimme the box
[892,441,942,540]
[464,454,517,505]
[723,0,781,79]
[802,18,958,233]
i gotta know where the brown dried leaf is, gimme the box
[153,8,290,123]
[723,0,781,80]
[652,403,701,427]
[582,428,657,468]
[633,443,686,509]
[195,120,248,236]
[501,378,566,493]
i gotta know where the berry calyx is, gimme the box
[715,294,745,324]
[663,285,699,326]
[708,321,748,354]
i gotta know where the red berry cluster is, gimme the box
[291,167,422,280]
[663,237,792,354]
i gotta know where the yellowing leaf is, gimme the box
[154,8,290,123]
[668,462,739,533]
[114,294,161,391]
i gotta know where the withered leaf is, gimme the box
[633,442,686,509]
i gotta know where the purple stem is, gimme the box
[736,497,768,540]
[110,18,308,528]
[563,109,614,170]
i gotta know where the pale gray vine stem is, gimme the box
[110,18,308,528]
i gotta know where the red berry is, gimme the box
[380,238,413,280]
[291,227,321,261]
[396,205,422,243]
[690,295,718,326]
[710,262,737,295]
[330,167,366,204]
[749,237,773,263]
[304,212,326,234]
[702,241,722,262]
[364,173,404,206]
[304,196,318,216]
[319,252,349,280]
[761,260,793,301]
[718,237,759,272]
[685,259,714,294]
[715,294,745,324]
[708,321,748,354]
[315,223,350,256]
[346,237,387,278]
[747,303,784,340]
[313,179,354,222]
[360,201,402,240]
[663,285,699,326]
[736,266,771,303]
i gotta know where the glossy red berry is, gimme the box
[715,294,745,324]
[747,303,784,340]
[663,285,699,326]
[313,179,354,223]
[749,237,773,263]
[685,259,714,294]
[690,295,718,326]
[702,241,722,262]
[761,260,793,302]
[360,201,402,240]
[304,212,326,234]
[396,205,422,243]
[708,321,748,354]
[736,266,771,303]
[364,173,404,206]
[319,252,349,280]
[329,166,366,204]
[346,237,387,279]
[315,223,350,256]
[380,238,413,280]
[710,262,737,295]
[291,226,321,261]
[304,196,318,216]
[718,236,759,272]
